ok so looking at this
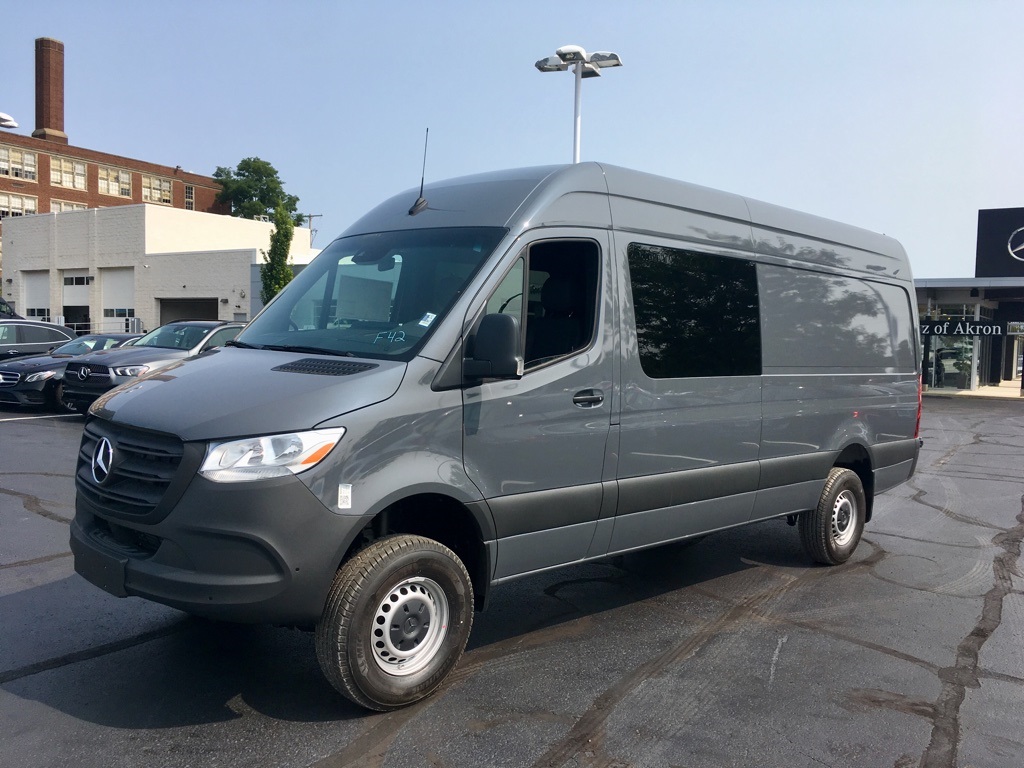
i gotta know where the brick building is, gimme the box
[1,37,316,331]
[0,38,228,263]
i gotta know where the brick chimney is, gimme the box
[33,37,68,144]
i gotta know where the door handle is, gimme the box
[572,389,604,407]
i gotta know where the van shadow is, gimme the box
[2,519,810,729]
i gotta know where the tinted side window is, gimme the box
[758,266,915,372]
[20,325,69,344]
[627,243,761,378]
[479,239,600,370]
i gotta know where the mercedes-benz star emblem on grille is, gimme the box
[1008,227,1024,262]
[91,437,114,484]
[77,366,91,381]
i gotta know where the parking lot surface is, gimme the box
[1,398,1022,767]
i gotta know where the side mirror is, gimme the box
[464,313,524,381]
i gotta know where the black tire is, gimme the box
[799,467,866,565]
[49,381,75,413]
[315,534,474,711]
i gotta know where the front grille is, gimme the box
[76,420,184,517]
[65,362,112,385]
[0,370,19,387]
[273,358,378,376]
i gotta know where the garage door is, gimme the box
[159,298,218,324]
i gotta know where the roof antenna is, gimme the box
[408,127,430,216]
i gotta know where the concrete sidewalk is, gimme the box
[923,379,1024,401]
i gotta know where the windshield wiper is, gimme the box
[258,344,357,358]
[225,339,258,349]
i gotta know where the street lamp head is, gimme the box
[535,55,569,73]
[0,111,18,129]
[555,44,587,63]
[589,51,623,68]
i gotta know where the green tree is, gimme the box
[260,206,295,305]
[213,157,304,225]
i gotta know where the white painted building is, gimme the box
[2,204,318,332]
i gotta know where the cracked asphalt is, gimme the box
[1,398,1022,768]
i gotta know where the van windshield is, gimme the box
[237,227,507,361]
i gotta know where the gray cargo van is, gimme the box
[71,163,922,711]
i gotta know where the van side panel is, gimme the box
[755,263,919,518]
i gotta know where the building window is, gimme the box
[63,275,95,286]
[98,166,132,197]
[184,184,195,210]
[141,175,172,205]
[51,200,88,213]
[103,308,135,318]
[0,193,38,219]
[0,147,37,181]
[51,157,87,190]
[26,308,51,322]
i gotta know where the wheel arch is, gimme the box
[833,442,874,521]
[341,492,493,611]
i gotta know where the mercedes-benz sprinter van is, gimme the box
[71,163,922,710]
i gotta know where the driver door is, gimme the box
[463,233,617,580]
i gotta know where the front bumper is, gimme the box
[0,382,48,406]
[61,381,113,410]
[71,462,371,626]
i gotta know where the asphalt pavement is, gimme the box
[1,398,1022,767]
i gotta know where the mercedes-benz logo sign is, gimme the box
[77,366,90,381]
[1008,227,1024,262]
[91,437,114,484]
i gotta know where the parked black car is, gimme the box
[63,320,243,414]
[0,319,76,360]
[0,333,140,411]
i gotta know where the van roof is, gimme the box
[343,162,910,280]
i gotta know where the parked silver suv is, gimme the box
[62,320,242,414]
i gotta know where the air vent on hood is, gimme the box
[272,358,378,376]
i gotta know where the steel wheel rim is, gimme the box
[371,576,449,677]
[831,490,857,547]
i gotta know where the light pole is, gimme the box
[0,112,18,129]
[535,45,622,164]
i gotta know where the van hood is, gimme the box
[92,347,407,441]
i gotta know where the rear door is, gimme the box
[463,232,617,580]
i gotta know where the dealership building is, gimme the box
[915,207,1024,392]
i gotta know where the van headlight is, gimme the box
[199,427,346,483]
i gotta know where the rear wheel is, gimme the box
[315,534,474,711]
[799,467,866,565]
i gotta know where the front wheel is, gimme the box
[799,467,866,565]
[315,534,474,711]
[49,381,76,413]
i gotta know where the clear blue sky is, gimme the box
[3,1,1021,278]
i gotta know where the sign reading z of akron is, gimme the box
[920,320,1007,336]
